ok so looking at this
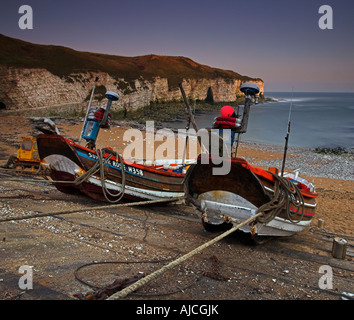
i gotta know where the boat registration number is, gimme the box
[87,152,144,177]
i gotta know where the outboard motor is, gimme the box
[82,91,119,148]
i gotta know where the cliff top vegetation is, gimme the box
[0,34,262,89]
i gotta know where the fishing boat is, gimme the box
[184,82,318,237]
[37,79,318,237]
[37,81,188,203]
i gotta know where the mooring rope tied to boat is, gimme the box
[104,174,306,300]
[73,148,126,203]
[0,196,187,223]
[0,148,126,203]
[106,211,265,300]
[256,172,305,224]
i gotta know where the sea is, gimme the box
[167,92,354,150]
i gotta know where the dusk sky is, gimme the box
[1,0,353,92]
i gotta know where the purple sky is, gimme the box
[1,0,353,92]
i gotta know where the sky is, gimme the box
[1,0,353,92]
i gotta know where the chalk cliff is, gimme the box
[0,34,264,111]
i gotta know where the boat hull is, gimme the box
[37,134,185,202]
[185,157,318,237]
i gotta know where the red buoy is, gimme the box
[220,105,235,118]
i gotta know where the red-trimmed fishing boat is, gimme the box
[185,156,318,237]
[184,82,318,237]
[37,134,186,203]
[37,86,187,203]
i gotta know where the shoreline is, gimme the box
[1,115,353,181]
[116,118,354,182]
[236,139,354,181]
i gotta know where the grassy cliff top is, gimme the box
[0,34,261,88]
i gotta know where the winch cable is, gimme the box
[71,251,202,299]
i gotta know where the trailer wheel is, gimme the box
[201,217,232,232]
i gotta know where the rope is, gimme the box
[72,252,199,299]
[106,211,264,300]
[256,172,305,224]
[2,152,305,300]
[106,173,306,300]
[0,196,186,223]
[1,148,126,203]
[73,148,126,203]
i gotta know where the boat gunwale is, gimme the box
[44,134,186,178]
[194,155,319,199]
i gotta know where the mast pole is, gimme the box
[281,89,294,176]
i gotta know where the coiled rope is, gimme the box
[256,172,305,224]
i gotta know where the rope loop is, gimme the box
[256,172,304,224]
[73,148,126,203]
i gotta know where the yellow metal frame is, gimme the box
[17,137,39,163]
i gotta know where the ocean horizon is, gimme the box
[174,91,354,150]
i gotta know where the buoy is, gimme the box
[220,106,235,118]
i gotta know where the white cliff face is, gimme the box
[0,66,264,111]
